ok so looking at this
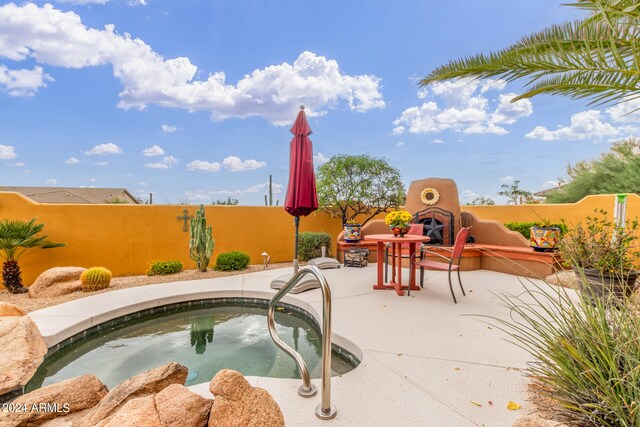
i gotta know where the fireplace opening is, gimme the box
[414,207,454,246]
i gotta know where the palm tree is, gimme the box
[422,1,640,107]
[0,219,65,294]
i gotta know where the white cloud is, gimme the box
[0,4,383,124]
[85,142,122,155]
[222,156,266,172]
[606,98,640,123]
[127,0,146,5]
[491,93,533,124]
[525,110,624,141]
[0,65,52,96]
[45,178,58,185]
[395,141,404,147]
[161,124,177,134]
[460,189,479,200]
[92,161,109,166]
[14,162,25,167]
[145,155,177,169]
[392,78,531,135]
[88,177,96,182]
[64,156,79,164]
[144,162,169,169]
[187,160,221,172]
[56,0,109,4]
[432,139,444,144]
[138,181,147,186]
[0,144,16,159]
[540,180,560,190]
[500,175,515,184]
[313,152,329,165]
[142,145,165,156]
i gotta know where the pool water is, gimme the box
[26,300,359,391]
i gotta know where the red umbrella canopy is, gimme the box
[284,106,318,217]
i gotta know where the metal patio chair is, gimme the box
[409,227,471,302]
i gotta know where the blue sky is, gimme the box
[0,1,634,205]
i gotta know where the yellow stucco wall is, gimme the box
[463,194,640,226]
[2,192,637,286]
[0,192,342,285]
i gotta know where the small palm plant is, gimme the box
[0,218,65,294]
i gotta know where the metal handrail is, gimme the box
[267,265,337,420]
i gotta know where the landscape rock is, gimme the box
[0,302,27,316]
[512,415,568,427]
[81,362,188,426]
[209,369,284,427]
[28,267,86,299]
[0,316,47,395]
[0,374,108,426]
[95,384,212,427]
[544,271,578,289]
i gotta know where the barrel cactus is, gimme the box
[189,205,215,272]
[80,267,112,292]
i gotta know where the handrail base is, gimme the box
[298,383,317,398]
[316,404,337,420]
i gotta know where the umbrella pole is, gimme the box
[294,216,300,274]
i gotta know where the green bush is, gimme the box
[298,232,332,261]
[214,251,250,271]
[147,260,183,276]
[491,280,640,426]
[504,221,568,239]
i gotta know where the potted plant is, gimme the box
[529,218,563,252]
[558,209,640,301]
[385,210,413,237]
[343,219,362,243]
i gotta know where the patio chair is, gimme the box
[384,223,425,283]
[409,227,471,302]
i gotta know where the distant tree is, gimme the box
[213,197,239,206]
[466,196,495,206]
[105,197,129,204]
[498,180,534,205]
[545,139,640,203]
[316,154,405,226]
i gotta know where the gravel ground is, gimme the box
[0,262,294,313]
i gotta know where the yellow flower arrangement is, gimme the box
[385,210,413,227]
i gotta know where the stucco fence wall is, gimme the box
[1,192,638,287]
[0,192,342,286]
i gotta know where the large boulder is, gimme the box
[0,302,27,316]
[208,369,284,427]
[81,362,188,426]
[28,267,86,299]
[95,384,212,427]
[0,316,47,395]
[0,374,108,426]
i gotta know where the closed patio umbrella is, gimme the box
[284,105,318,274]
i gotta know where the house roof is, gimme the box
[1,186,140,204]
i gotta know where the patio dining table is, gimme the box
[364,234,431,296]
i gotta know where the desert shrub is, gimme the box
[298,232,331,261]
[147,260,183,276]
[504,221,567,239]
[214,251,250,271]
[489,281,640,426]
[80,267,112,292]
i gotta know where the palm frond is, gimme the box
[422,6,640,107]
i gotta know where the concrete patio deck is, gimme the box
[28,266,561,427]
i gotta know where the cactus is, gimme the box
[189,205,215,272]
[80,267,112,292]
